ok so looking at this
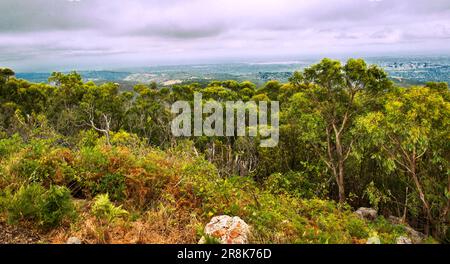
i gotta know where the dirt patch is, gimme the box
[0,221,42,244]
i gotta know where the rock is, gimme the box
[355,207,378,221]
[66,237,82,244]
[403,226,425,244]
[366,236,381,244]
[388,216,403,225]
[199,215,250,244]
[388,216,425,244]
[396,236,412,244]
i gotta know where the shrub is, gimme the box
[11,158,41,181]
[78,146,108,173]
[7,183,75,228]
[264,171,316,199]
[92,173,126,201]
[7,183,45,223]
[110,130,143,149]
[77,129,100,148]
[0,134,23,158]
[346,217,370,239]
[368,217,407,244]
[39,185,76,227]
[91,194,128,224]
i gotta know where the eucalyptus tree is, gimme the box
[356,86,450,235]
[288,58,391,202]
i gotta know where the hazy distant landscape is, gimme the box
[16,56,450,88]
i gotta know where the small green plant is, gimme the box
[201,234,222,244]
[196,225,222,244]
[7,183,76,228]
[91,194,128,224]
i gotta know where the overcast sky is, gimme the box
[1,0,449,71]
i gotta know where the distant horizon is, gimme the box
[9,53,450,73]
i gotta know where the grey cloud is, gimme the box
[0,0,97,32]
[0,0,449,71]
[371,29,395,39]
[131,23,226,39]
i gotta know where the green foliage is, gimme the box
[7,184,44,223]
[92,173,126,201]
[0,61,447,242]
[6,183,75,228]
[91,194,128,224]
[39,185,77,227]
[77,129,100,148]
[368,217,407,244]
[0,134,23,158]
[78,146,108,173]
[346,217,370,239]
[264,171,317,199]
[363,182,390,211]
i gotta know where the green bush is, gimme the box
[368,217,407,244]
[78,146,108,173]
[40,185,76,227]
[7,184,45,223]
[7,183,76,228]
[346,217,370,239]
[11,158,41,181]
[264,171,317,199]
[77,129,100,148]
[0,134,23,158]
[92,173,126,201]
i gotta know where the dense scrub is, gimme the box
[0,135,416,243]
[0,59,448,243]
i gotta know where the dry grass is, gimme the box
[47,201,201,244]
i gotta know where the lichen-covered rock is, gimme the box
[388,216,404,225]
[66,237,82,244]
[355,207,378,221]
[396,236,412,244]
[366,236,381,244]
[388,216,425,244]
[403,226,425,244]
[199,215,250,244]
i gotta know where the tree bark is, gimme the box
[409,154,433,233]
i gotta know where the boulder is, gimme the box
[355,207,378,221]
[403,225,425,244]
[396,236,412,244]
[388,215,404,225]
[366,236,381,244]
[388,216,425,244]
[66,237,82,244]
[199,215,250,244]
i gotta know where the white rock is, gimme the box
[66,237,82,244]
[200,215,250,244]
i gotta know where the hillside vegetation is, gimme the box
[0,59,448,243]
